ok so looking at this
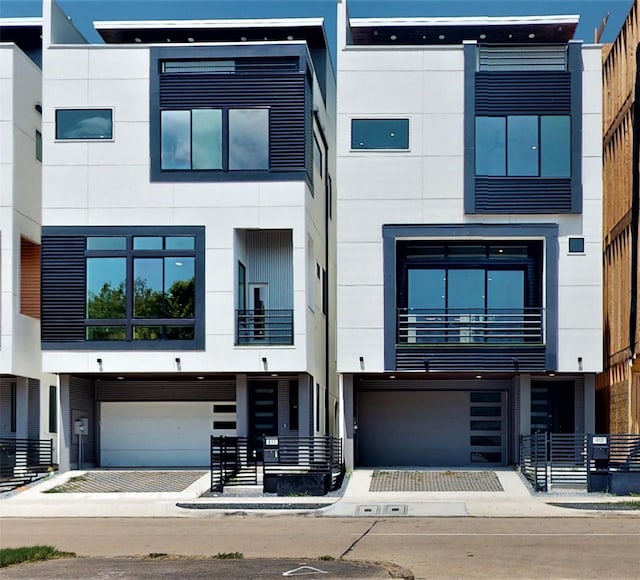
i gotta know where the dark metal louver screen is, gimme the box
[41,236,85,343]
[475,71,572,114]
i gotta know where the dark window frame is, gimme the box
[149,45,311,184]
[85,234,198,343]
[160,107,270,172]
[474,114,571,178]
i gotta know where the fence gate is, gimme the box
[548,433,588,490]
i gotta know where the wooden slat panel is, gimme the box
[20,238,41,319]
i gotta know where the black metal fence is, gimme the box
[0,438,54,493]
[210,435,344,494]
[520,433,640,492]
[263,436,344,492]
[210,436,257,492]
[235,309,294,345]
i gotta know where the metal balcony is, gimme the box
[397,308,544,345]
[235,309,294,345]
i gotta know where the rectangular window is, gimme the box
[321,268,328,316]
[228,108,269,170]
[56,109,113,140]
[49,386,57,433]
[85,234,198,342]
[237,262,246,310]
[351,119,409,150]
[161,109,222,170]
[475,115,570,177]
[161,108,268,171]
[35,130,42,161]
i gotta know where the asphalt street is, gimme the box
[2,516,640,579]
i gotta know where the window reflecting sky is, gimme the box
[229,109,269,170]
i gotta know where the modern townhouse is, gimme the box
[598,0,640,435]
[336,1,602,468]
[0,17,58,486]
[40,0,336,471]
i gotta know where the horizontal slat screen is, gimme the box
[396,346,546,372]
[97,380,236,402]
[20,238,41,319]
[479,46,567,71]
[474,177,573,213]
[41,236,86,342]
[475,71,571,114]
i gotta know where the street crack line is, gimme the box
[340,520,379,559]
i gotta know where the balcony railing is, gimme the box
[397,308,544,345]
[236,309,293,345]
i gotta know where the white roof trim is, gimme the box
[350,15,580,28]
[0,17,43,27]
[94,17,325,31]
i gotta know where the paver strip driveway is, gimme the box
[45,471,207,493]
[369,470,504,492]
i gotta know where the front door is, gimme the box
[248,381,278,460]
[249,283,268,340]
[531,381,575,434]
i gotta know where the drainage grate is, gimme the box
[370,470,504,492]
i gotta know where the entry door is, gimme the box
[531,381,575,434]
[249,283,268,340]
[248,381,278,460]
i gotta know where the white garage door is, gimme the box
[100,402,236,467]
[357,390,506,467]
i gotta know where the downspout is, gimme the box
[629,45,640,431]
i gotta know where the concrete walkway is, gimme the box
[1,468,638,518]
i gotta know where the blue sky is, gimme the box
[1,0,633,54]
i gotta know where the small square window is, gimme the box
[56,109,113,140]
[568,238,585,253]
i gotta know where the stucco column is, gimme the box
[584,374,596,433]
[235,374,248,437]
[298,373,311,436]
[342,373,354,470]
[519,374,531,436]
[58,374,71,472]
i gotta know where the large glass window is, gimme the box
[161,109,222,170]
[56,109,113,140]
[229,109,269,170]
[398,241,543,344]
[351,119,409,150]
[161,108,267,171]
[475,115,570,177]
[85,234,197,342]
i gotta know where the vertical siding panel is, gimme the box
[0,379,14,437]
[246,230,293,310]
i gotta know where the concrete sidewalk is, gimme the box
[1,468,638,518]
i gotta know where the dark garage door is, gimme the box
[356,390,506,467]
